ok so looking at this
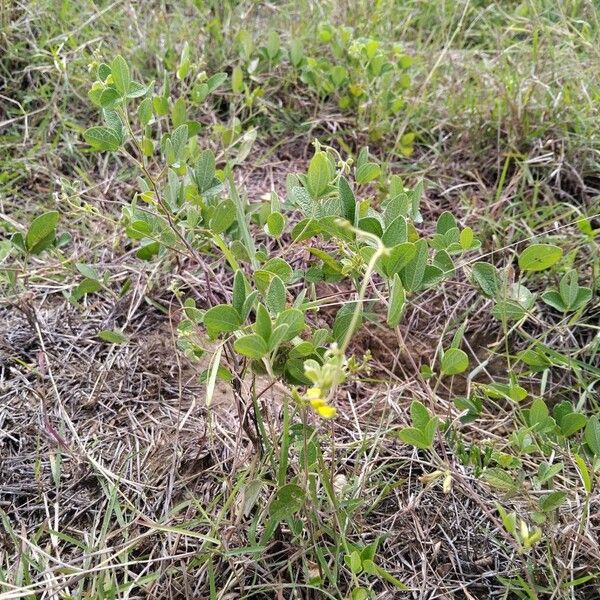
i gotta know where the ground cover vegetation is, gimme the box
[1,1,599,598]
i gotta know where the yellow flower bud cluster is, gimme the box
[304,387,337,419]
[301,344,347,420]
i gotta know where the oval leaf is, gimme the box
[518,244,563,272]
[111,55,130,96]
[234,334,269,359]
[204,305,241,336]
[441,348,469,376]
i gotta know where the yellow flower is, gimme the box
[305,387,322,401]
[316,404,337,419]
[301,386,337,419]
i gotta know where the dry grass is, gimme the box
[2,211,598,598]
[2,2,600,598]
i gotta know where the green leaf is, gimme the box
[26,211,59,254]
[307,151,331,199]
[203,305,241,336]
[539,491,567,513]
[231,65,244,94]
[537,462,563,484]
[422,265,444,288]
[136,240,159,260]
[210,199,235,234]
[97,63,111,81]
[153,94,169,116]
[410,399,430,430]
[206,72,228,93]
[436,211,456,234]
[232,270,247,316]
[482,467,519,492]
[422,416,438,446]
[529,398,549,425]
[177,41,190,80]
[433,250,454,274]
[98,329,128,344]
[382,242,416,277]
[401,239,427,291]
[71,278,102,301]
[289,341,315,359]
[483,382,527,402]
[289,187,315,216]
[573,453,592,493]
[357,217,383,238]
[572,287,592,310]
[471,262,500,298]
[559,270,579,307]
[241,291,258,321]
[263,258,293,283]
[460,226,474,250]
[111,55,130,96]
[397,427,430,449]
[441,348,469,376]
[138,97,154,125]
[384,192,410,222]
[290,39,304,67]
[330,65,348,87]
[356,162,381,184]
[226,165,257,268]
[75,263,100,280]
[266,276,286,314]
[126,81,150,99]
[333,302,362,345]
[266,30,280,59]
[170,124,188,162]
[362,560,408,590]
[275,308,305,340]
[99,87,121,108]
[584,415,600,455]
[496,503,517,534]
[319,194,344,218]
[346,551,363,575]
[492,300,528,321]
[254,303,272,342]
[338,176,356,223]
[518,244,563,272]
[382,216,408,247]
[171,97,187,128]
[103,109,123,135]
[553,401,573,427]
[541,290,567,312]
[309,248,343,276]
[194,149,216,193]
[234,334,268,359]
[265,212,285,237]
[84,126,121,152]
[268,324,289,352]
[386,273,405,327]
[360,540,379,562]
[268,484,305,523]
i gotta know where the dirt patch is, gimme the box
[0,293,210,526]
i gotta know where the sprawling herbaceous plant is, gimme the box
[83,55,474,417]
[70,53,599,596]
[2,2,599,596]
[228,21,415,155]
[294,23,415,152]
